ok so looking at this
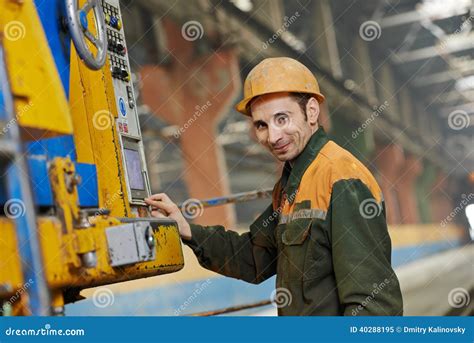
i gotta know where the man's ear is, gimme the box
[306,97,320,126]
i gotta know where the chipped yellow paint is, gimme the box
[38,216,184,289]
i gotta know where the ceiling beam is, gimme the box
[393,33,474,63]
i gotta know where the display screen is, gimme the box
[123,148,145,190]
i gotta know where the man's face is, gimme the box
[250,92,318,162]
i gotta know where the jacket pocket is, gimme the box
[278,218,312,280]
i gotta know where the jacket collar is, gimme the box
[280,127,329,204]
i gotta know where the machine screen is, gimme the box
[124,148,145,190]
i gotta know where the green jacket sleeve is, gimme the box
[182,204,278,284]
[331,179,404,316]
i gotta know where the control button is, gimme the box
[109,16,118,28]
[108,39,116,51]
[116,42,126,55]
[112,66,121,78]
[105,13,111,25]
[123,123,128,133]
[119,98,127,117]
[121,69,130,82]
[116,19,122,30]
[128,99,135,109]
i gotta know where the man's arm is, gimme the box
[330,179,404,316]
[145,193,278,285]
[183,204,278,284]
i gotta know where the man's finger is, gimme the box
[151,210,166,218]
[144,198,175,213]
[147,193,174,205]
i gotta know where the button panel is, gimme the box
[101,0,151,206]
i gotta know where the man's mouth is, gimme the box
[273,142,290,153]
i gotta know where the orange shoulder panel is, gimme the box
[299,141,383,212]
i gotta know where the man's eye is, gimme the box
[255,122,266,130]
[276,115,288,126]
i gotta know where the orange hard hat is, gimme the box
[235,57,325,116]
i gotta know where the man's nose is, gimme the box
[268,124,283,145]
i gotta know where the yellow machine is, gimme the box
[0,0,184,315]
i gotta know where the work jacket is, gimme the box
[183,128,403,316]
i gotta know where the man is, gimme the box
[145,57,403,316]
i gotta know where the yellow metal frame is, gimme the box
[0,0,73,139]
[0,0,184,314]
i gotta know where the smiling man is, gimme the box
[145,57,403,316]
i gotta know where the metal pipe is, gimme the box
[177,188,273,209]
[188,300,272,316]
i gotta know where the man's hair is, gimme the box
[290,93,313,120]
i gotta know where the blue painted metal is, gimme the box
[79,10,88,30]
[0,77,5,120]
[26,156,52,206]
[27,135,77,160]
[75,163,99,207]
[26,157,99,207]
[0,44,51,315]
[34,0,71,97]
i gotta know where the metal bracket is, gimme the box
[105,221,156,267]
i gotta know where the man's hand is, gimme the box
[144,193,192,240]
